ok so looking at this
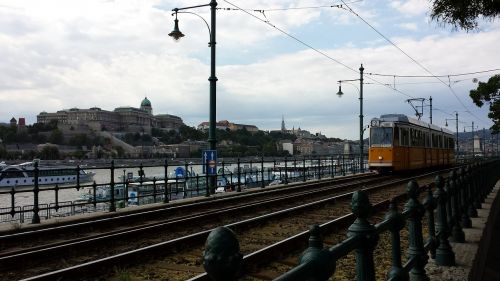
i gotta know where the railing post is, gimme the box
[385,199,408,281]
[164,159,169,203]
[32,161,40,224]
[54,184,60,212]
[472,164,482,209]
[10,187,16,218]
[284,156,288,184]
[434,175,455,266]
[298,225,335,281]
[347,190,378,281]
[423,185,437,259]
[203,226,242,281]
[261,156,265,188]
[237,158,241,192]
[404,180,429,281]
[293,157,297,182]
[76,165,81,191]
[109,160,116,212]
[330,155,334,178]
[303,156,307,182]
[444,179,453,229]
[449,170,465,243]
[153,177,158,202]
[466,167,478,218]
[92,181,97,208]
[317,156,321,180]
[459,168,472,228]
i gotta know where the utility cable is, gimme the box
[221,0,415,99]
[367,68,500,78]
[339,0,489,126]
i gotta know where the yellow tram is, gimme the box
[368,114,455,172]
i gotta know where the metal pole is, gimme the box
[472,121,475,159]
[482,128,486,156]
[455,112,459,157]
[208,0,218,193]
[429,96,433,124]
[359,64,364,173]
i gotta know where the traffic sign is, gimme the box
[202,150,217,175]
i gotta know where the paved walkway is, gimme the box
[426,184,499,281]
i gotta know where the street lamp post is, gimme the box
[445,111,459,157]
[337,64,364,172]
[170,0,218,193]
[464,121,477,159]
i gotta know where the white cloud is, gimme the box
[0,0,497,139]
[390,0,430,16]
[398,22,418,31]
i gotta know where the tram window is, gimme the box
[370,127,393,147]
[393,127,400,146]
[401,128,409,146]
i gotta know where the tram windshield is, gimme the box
[370,127,393,147]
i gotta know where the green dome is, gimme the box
[141,97,151,107]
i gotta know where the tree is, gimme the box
[49,129,64,144]
[39,146,60,160]
[469,75,500,133]
[430,0,500,31]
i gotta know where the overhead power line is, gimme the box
[367,68,500,78]
[221,0,414,99]
[339,0,489,126]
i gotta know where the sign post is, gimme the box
[202,150,217,195]
[202,150,218,175]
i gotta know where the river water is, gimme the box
[0,159,355,223]
[0,161,285,209]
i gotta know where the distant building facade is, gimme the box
[271,115,326,140]
[37,98,184,134]
[197,120,258,133]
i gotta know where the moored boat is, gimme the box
[0,160,94,187]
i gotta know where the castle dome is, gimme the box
[141,97,151,107]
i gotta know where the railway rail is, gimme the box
[0,169,454,280]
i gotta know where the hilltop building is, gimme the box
[37,97,184,134]
[272,116,327,140]
[197,120,258,133]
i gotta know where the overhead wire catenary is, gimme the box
[221,0,415,99]
[339,0,489,125]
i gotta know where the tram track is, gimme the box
[1,168,453,281]
[0,174,384,251]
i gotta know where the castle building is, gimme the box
[37,98,184,134]
[197,120,258,133]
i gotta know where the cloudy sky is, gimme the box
[0,0,499,139]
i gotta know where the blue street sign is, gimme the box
[202,150,217,175]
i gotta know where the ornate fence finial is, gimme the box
[203,226,242,281]
[348,190,378,281]
[434,175,455,266]
[404,180,429,281]
[385,199,408,281]
[299,225,335,281]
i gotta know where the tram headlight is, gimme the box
[378,156,383,160]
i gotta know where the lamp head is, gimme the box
[169,18,185,41]
[336,85,344,98]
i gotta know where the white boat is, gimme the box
[0,160,95,187]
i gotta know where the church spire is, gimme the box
[281,115,286,132]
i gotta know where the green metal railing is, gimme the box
[199,160,499,281]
